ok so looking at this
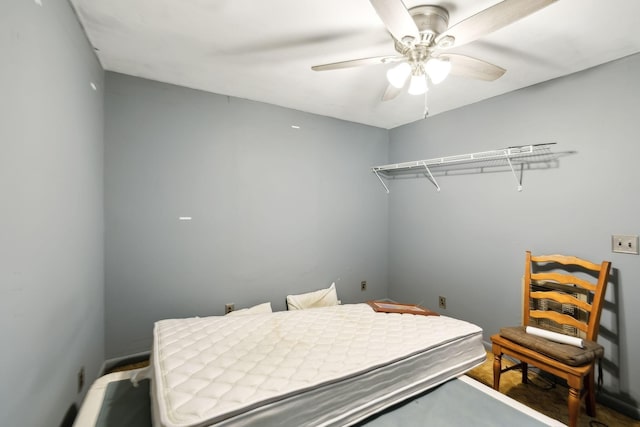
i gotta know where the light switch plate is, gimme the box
[612,235,639,255]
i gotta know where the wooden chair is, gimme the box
[491,251,611,427]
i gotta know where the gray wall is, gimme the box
[104,73,389,358]
[0,1,105,427]
[388,53,640,416]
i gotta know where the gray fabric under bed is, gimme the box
[94,379,151,427]
[357,376,561,426]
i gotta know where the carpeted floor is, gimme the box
[466,352,640,427]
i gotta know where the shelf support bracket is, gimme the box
[373,169,390,194]
[422,162,441,192]
[504,151,523,192]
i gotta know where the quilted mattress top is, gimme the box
[152,303,482,427]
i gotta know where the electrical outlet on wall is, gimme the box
[361,281,367,291]
[438,296,447,309]
[612,235,639,255]
[225,303,235,314]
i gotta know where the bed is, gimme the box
[149,303,487,427]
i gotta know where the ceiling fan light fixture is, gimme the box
[408,73,427,95]
[386,62,411,88]
[425,57,451,85]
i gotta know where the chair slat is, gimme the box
[530,272,597,293]
[530,310,589,333]
[530,254,604,272]
[530,290,592,313]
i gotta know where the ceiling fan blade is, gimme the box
[441,54,506,81]
[312,56,403,71]
[227,28,385,55]
[436,0,557,49]
[382,70,410,101]
[369,0,420,44]
[382,83,403,101]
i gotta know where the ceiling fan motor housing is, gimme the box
[393,5,450,62]
[410,6,449,44]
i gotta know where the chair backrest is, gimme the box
[523,251,611,342]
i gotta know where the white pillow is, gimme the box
[286,283,339,310]
[226,302,272,316]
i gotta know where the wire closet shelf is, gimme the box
[371,143,557,193]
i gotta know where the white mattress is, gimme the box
[151,303,486,427]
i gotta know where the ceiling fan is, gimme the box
[312,0,557,101]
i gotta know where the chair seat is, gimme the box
[499,326,603,367]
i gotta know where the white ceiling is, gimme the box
[70,0,640,129]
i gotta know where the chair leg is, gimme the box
[567,386,580,427]
[521,362,528,384]
[585,369,597,417]
[493,351,502,390]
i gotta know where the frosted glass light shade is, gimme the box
[425,58,451,84]
[386,62,411,88]
[408,74,427,95]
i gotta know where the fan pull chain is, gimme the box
[423,89,429,119]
